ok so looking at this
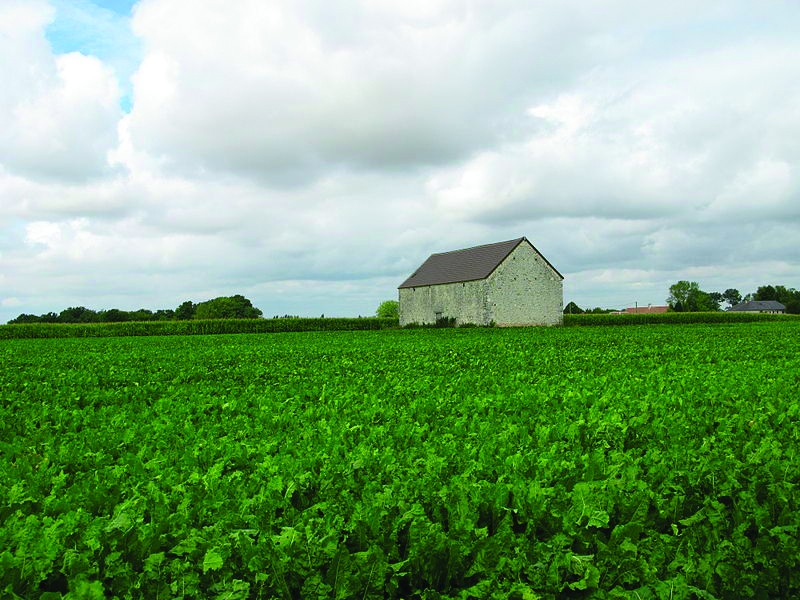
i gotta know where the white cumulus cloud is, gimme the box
[0,0,122,181]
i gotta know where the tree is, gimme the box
[8,313,42,324]
[563,301,584,314]
[376,300,399,319]
[193,295,262,319]
[130,309,155,322]
[708,291,724,306]
[58,306,99,323]
[100,309,129,322]
[693,290,720,312]
[754,285,778,301]
[175,301,196,320]
[746,284,800,313]
[722,288,742,308]
[667,281,720,312]
[773,285,800,306]
[667,281,700,311]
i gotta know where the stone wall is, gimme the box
[485,242,563,326]
[398,278,488,326]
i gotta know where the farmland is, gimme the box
[2,323,799,598]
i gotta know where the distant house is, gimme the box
[729,300,785,314]
[398,237,563,327]
[623,305,669,314]
[608,306,669,315]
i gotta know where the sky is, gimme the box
[1,0,799,322]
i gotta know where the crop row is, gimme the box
[0,317,398,339]
[563,311,796,326]
[2,323,799,597]
[2,311,796,340]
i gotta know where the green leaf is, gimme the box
[203,549,224,573]
[144,552,165,575]
[587,510,610,528]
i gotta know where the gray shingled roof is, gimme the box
[398,237,562,289]
[729,300,786,312]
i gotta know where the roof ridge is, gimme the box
[431,237,525,256]
[398,236,563,289]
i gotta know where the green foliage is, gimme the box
[584,306,614,314]
[174,300,196,320]
[0,318,399,339]
[7,296,261,324]
[376,300,400,319]
[723,288,742,308]
[2,323,799,597]
[435,315,458,328]
[59,306,99,323]
[754,285,800,313]
[667,281,720,312]
[100,308,129,323]
[754,285,778,301]
[402,315,481,329]
[667,280,700,309]
[193,295,262,319]
[564,311,796,326]
[667,283,800,313]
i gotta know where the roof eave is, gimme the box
[398,277,486,290]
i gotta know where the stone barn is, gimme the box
[398,237,564,327]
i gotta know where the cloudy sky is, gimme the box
[2,0,799,322]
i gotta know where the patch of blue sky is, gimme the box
[639,6,800,61]
[45,0,142,112]
[89,0,139,16]
[0,218,30,253]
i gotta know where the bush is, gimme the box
[376,300,399,319]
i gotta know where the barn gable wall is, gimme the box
[486,242,563,326]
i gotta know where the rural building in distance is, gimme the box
[398,237,563,327]
[729,300,786,314]
[610,305,669,315]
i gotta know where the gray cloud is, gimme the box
[3,0,800,322]
[124,0,663,183]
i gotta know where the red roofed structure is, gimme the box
[623,305,669,314]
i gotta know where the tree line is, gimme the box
[565,282,800,315]
[8,295,263,324]
[667,282,800,313]
[563,302,615,315]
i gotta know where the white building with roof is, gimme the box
[729,300,785,314]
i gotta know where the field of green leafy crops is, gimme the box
[2,323,799,598]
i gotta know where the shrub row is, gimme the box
[4,311,793,338]
[0,317,400,339]
[563,311,797,326]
